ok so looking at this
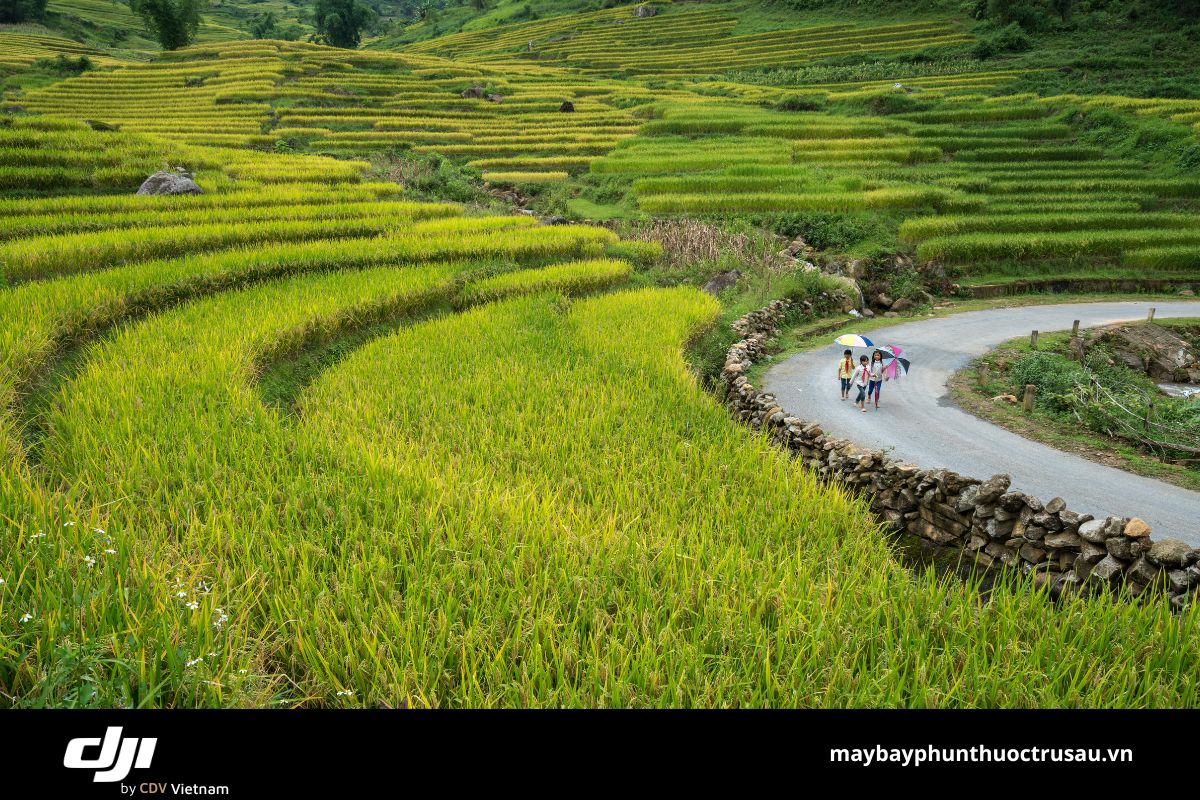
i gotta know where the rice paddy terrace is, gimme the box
[597,96,1200,288]
[2,2,1200,708]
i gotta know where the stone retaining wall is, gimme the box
[721,300,1200,610]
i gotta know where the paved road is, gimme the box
[763,301,1200,546]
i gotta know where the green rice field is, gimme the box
[2,0,1200,709]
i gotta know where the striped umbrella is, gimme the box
[880,344,911,379]
[834,334,875,348]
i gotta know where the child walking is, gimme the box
[837,349,854,401]
[868,349,886,410]
[853,354,871,412]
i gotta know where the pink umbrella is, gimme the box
[880,345,910,380]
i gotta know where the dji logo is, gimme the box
[64,727,157,783]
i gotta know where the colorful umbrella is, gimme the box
[835,334,875,348]
[879,344,911,380]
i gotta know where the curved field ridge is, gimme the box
[763,301,1200,546]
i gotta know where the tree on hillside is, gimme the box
[314,0,374,48]
[0,0,49,23]
[128,0,201,50]
[251,11,279,38]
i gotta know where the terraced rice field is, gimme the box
[593,91,1200,286]
[6,40,654,182]
[0,32,122,70]
[404,4,972,75]
[3,5,1200,709]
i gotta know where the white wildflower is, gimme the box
[185,657,203,668]
[83,555,96,568]
[19,613,33,623]
[176,591,187,598]
[63,521,74,527]
[93,527,105,535]
[104,549,117,555]
[336,689,355,697]
[185,601,199,610]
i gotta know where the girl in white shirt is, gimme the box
[853,355,871,412]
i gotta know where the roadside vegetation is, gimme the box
[955,320,1200,491]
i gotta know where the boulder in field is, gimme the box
[136,170,202,196]
[703,270,741,296]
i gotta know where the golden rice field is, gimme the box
[0,32,122,70]
[2,2,1200,709]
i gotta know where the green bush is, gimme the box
[858,91,933,116]
[1008,351,1087,412]
[749,211,893,253]
[774,94,826,113]
[973,22,1033,58]
[31,55,94,76]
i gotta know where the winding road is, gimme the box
[763,301,1200,546]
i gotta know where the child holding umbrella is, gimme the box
[837,349,854,401]
[868,349,886,410]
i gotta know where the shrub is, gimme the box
[774,94,826,112]
[750,211,889,252]
[972,22,1033,59]
[31,55,94,76]
[1008,351,1088,413]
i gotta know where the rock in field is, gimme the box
[702,270,741,295]
[136,170,202,196]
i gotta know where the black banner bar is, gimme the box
[2,709,1192,792]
